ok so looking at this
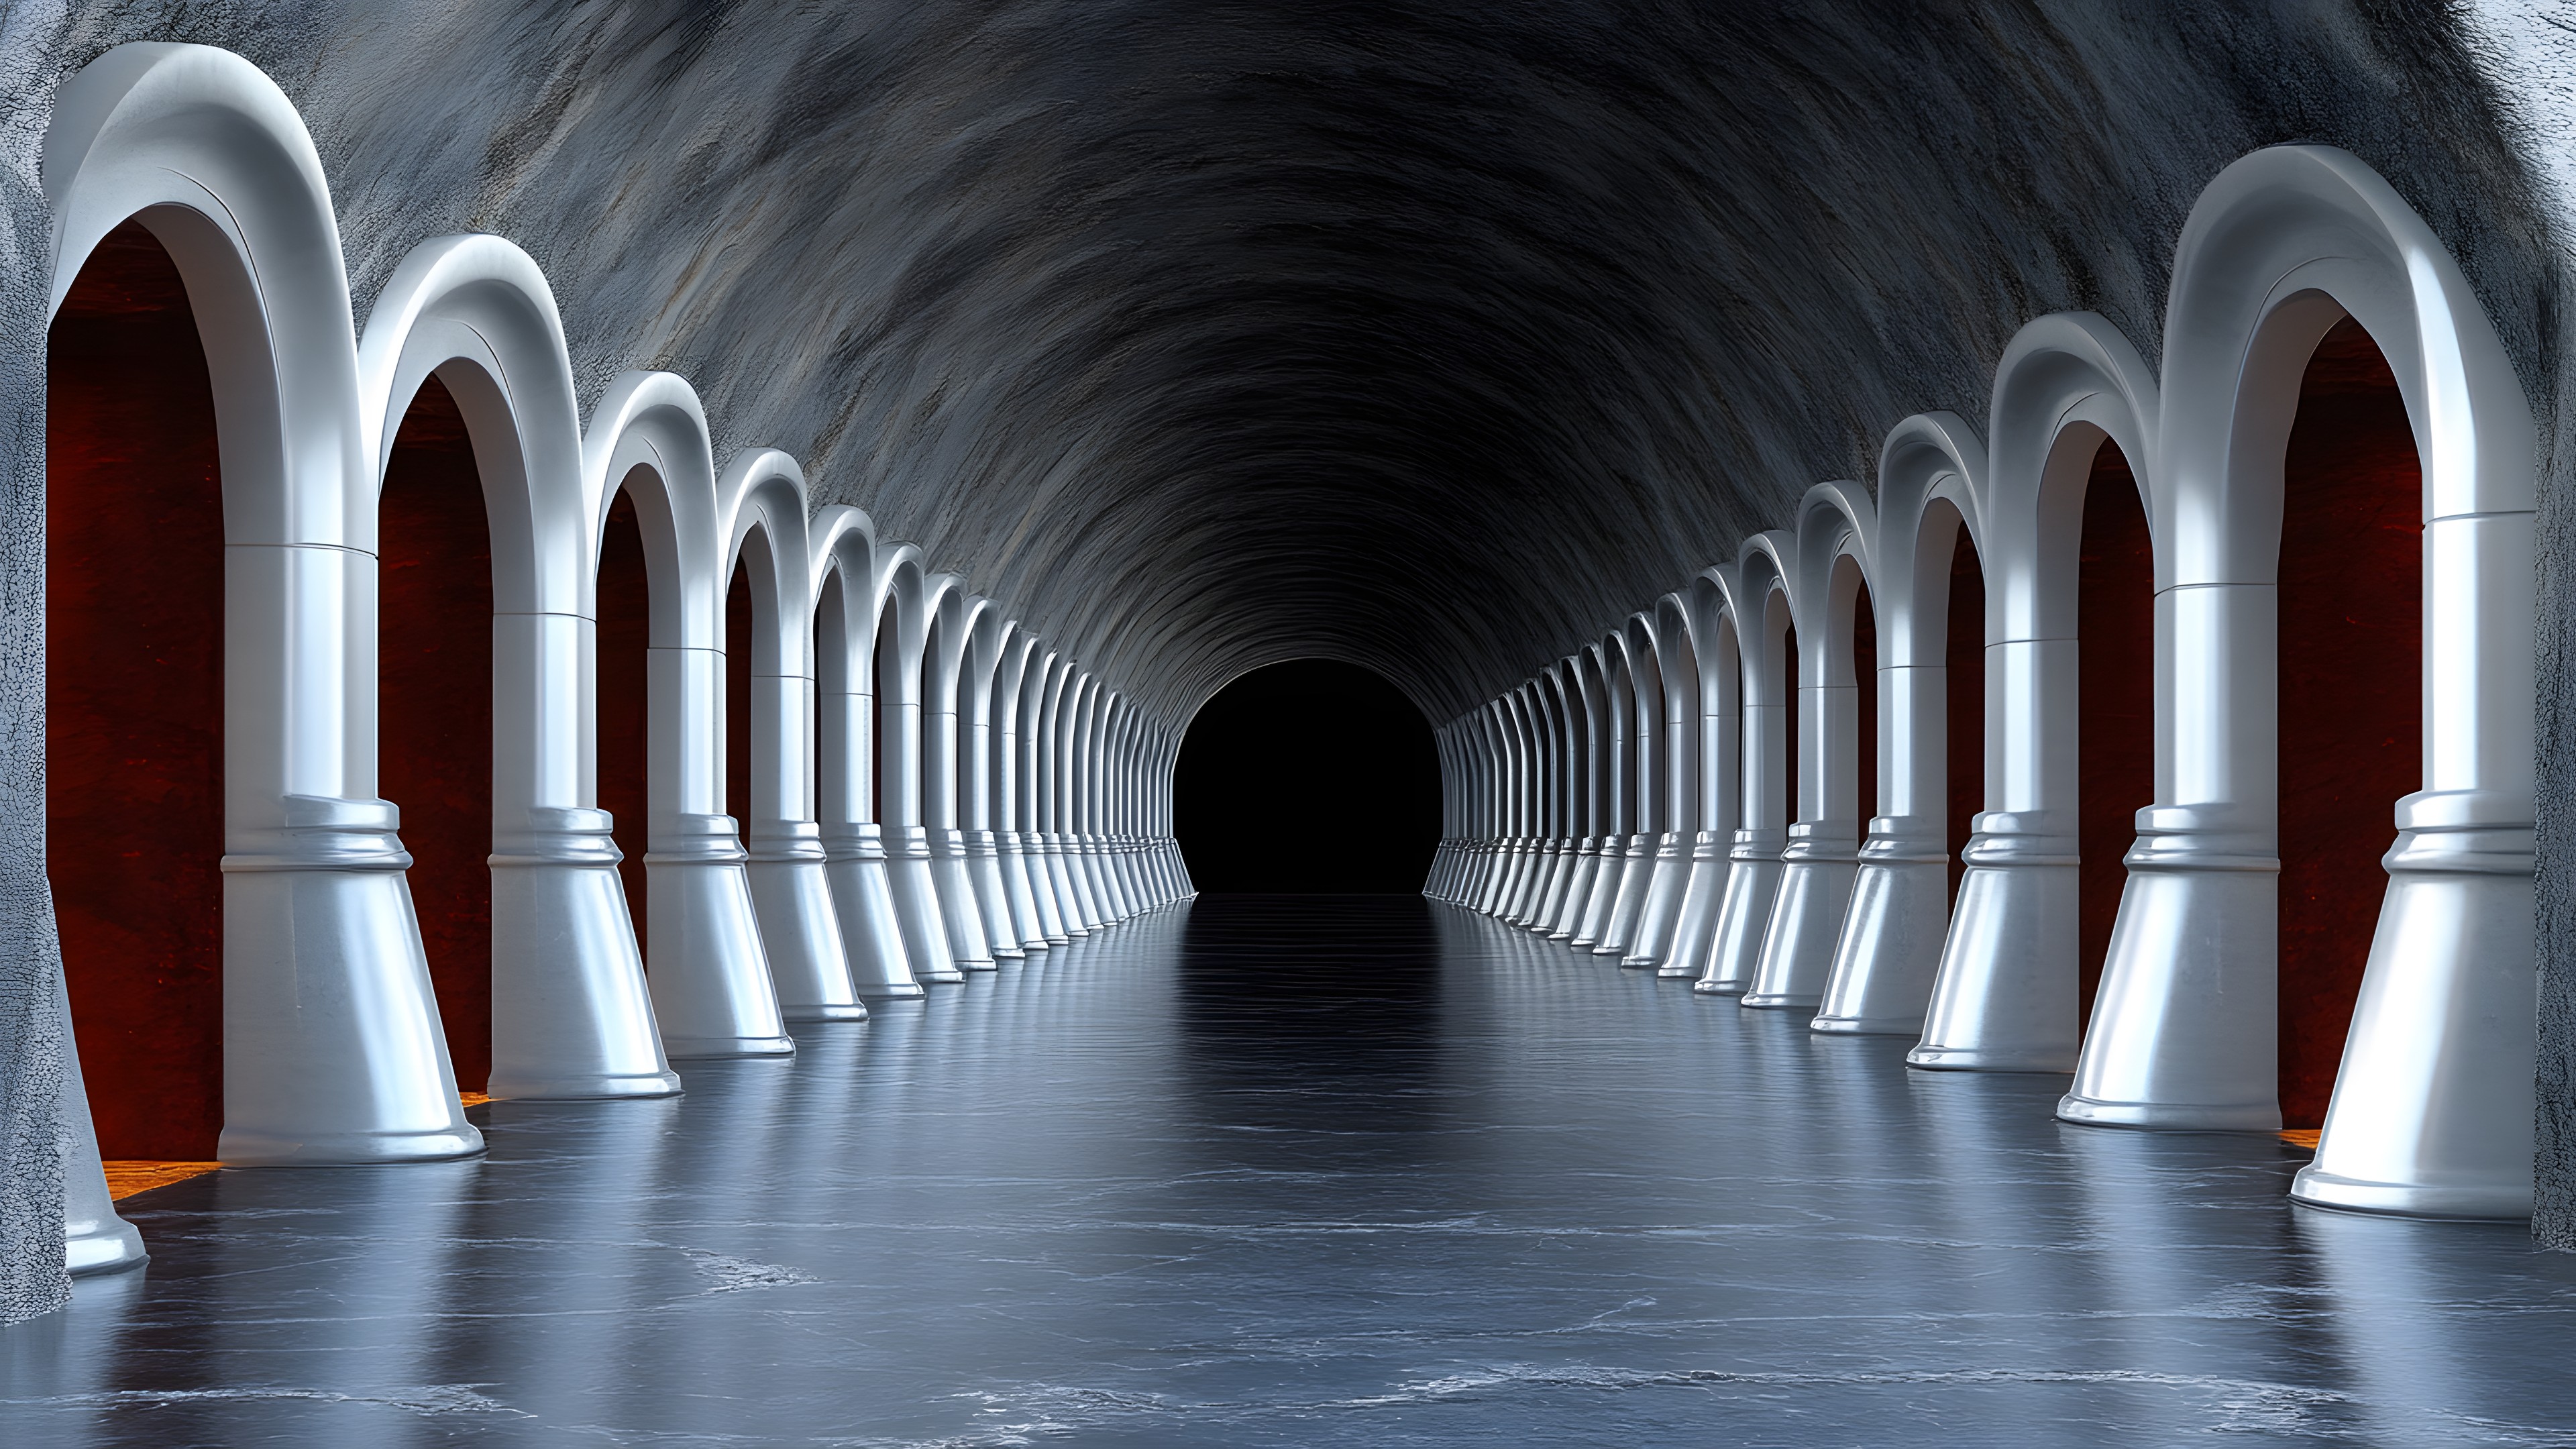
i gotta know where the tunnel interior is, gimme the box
[1174,659,1439,893]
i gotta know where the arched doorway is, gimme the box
[2076,440,2152,1038]
[378,376,495,1095]
[48,220,225,1161]
[597,484,653,940]
[1173,659,1438,893]
[1942,521,1984,912]
[2276,317,2422,1133]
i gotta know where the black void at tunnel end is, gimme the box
[1175,660,1440,893]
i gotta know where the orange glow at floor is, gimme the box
[103,1097,492,1199]
[101,1161,220,1199]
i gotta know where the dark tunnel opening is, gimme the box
[1174,659,1440,892]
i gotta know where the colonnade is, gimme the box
[1432,144,2539,1224]
[46,44,1191,1278]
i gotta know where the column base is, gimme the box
[1809,1012,1924,1036]
[1738,991,1821,1011]
[2055,1090,2277,1132]
[2290,1163,2528,1221]
[859,981,928,1002]
[67,1216,147,1278]
[661,1034,798,1060]
[488,1067,684,1100]
[1693,979,1745,996]
[1906,1043,2075,1073]
[782,1003,870,1022]
[218,1124,485,1166]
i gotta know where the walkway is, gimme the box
[7,896,2576,1446]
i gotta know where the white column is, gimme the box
[1746,563,1866,1011]
[878,588,962,983]
[1701,586,1792,996]
[814,566,920,1000]
[1664,596,1738,979]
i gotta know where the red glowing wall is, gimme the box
[2277,318,2421,1130]
[598,489,651,936]
[48,222,227,1161]
[377,376,494,1092]
[1945,533,1985,904]
[2076,441,2153,1035]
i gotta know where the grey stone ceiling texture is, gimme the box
[7,2,2567,724]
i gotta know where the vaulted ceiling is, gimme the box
[40,1,2551,721]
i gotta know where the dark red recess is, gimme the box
[2078,441,2153,1038]
[1945,529,1985,906]
[2276,317,2421,1130]
[1851,582,1877,829]
[598,488,652,943]
[48,221,226,1161]
[377,376,494,1093]
[727,564,753,829]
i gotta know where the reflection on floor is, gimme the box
[8,894,2576,1446]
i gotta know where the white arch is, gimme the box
[808,507,920,1000]
[989,624,1053,951]
[1913,312,2159,1072]
[1624,594,1702,969]
[961,611,1024,957]
[2064,146,2536,1220]
[1817,413,1988,1036]
[1027,650,1080,943]
[1556,645,1616,945]
[1662,572,1741,980]
[1743,489,1877,1010]
[584,372,788,1058]
[46,44,479,1218]
[1499,684,1554,920]
[869,545,961,983]
[1065,674,1113,928]
[921,579,999,970]
[360,231,676,1102]
[719,449,862,1022]
[1595,618,1667,959]
[1700,533,1796,995]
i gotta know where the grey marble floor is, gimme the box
[7,895,2576,1447]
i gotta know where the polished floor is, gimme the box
[9,896,2576,1446]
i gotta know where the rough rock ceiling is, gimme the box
[26,1,2555,722]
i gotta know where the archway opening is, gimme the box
[48,219,225,1160]
[1848,581,1877,829]
[873,607,898,833]
[1175,659,1436,892]
[2078,439,2153,1036]
[1943,527,1984,904]
[726,559,753,832]
[1776,616,1799,841]
[597,484,652,940]
[2277,316,2422,1130]
[378,375,495,1092]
